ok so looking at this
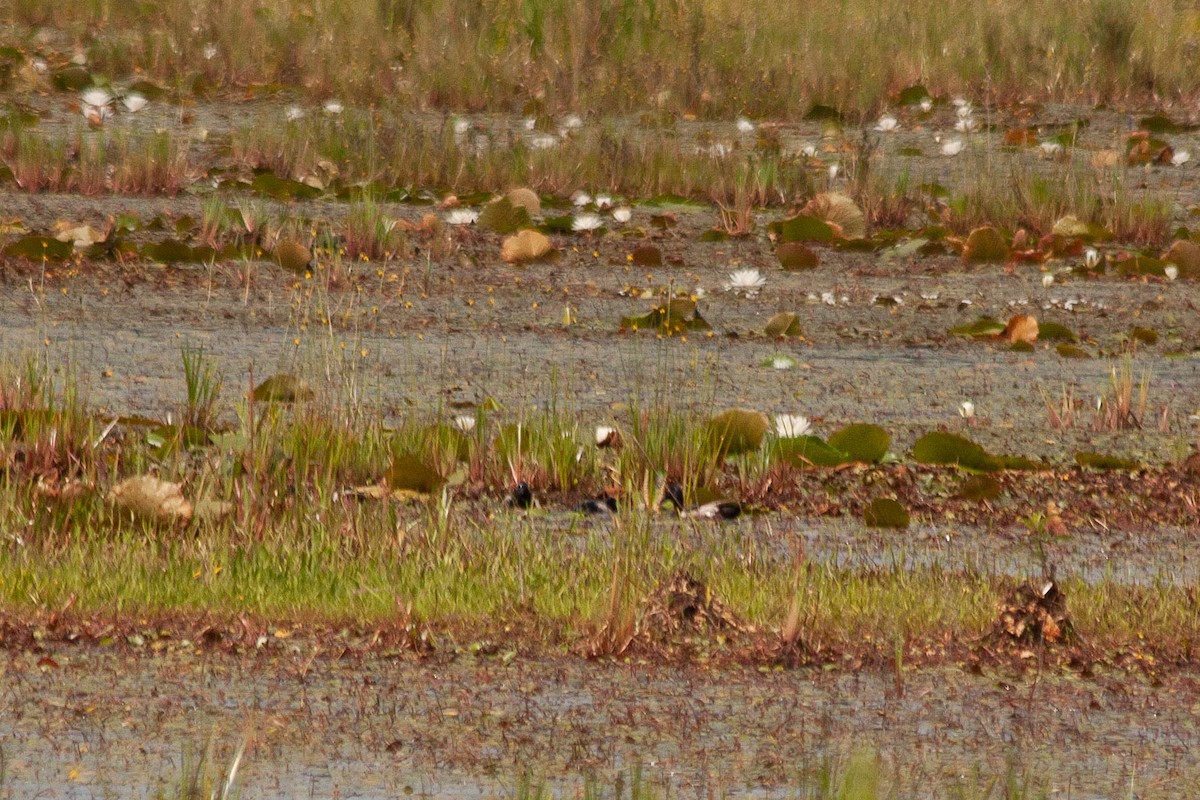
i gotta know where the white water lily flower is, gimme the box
[445,209,479,225]
[1084,247,1101,269]
[612,206,632,224]
[562,113,583,130]
[203,43,218,60]
[572,213,603,232]
[774,414,811,438]
[1040,141,1062,156]
[941,138,965,157]
[955,103,973,119]
[820,291,836,306]
[594,194,613,209]
[285,105,305,122]
[122,93,147,113]
[874,115,900,133]
[800,144,819,158]
[724,268,766,296]
[1172,150,1191,166]
[919,98,933,113]
[958,400,975,419]
[766,354,797,370]
[828,163,840,181]
[323,99,344,114]
[952,97,970,110]
[82,88,111,109]
[571,190,592,207]
[453,415,477,433]
[31,58,48,74]
[1165,264,1179,281]
[736,117,755,133]
[954,117,977,133]
[1042,273,1055,288]
[453,117,471,136]
[530,133,559,150]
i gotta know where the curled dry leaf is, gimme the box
[501,229,553,263]
[108,475,193,523]
[505,187,541,217]
[801,192,866,240]
[1002,314,1039,345]
[1166,239,1200,279]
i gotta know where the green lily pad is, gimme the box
[1056,344,1092,359]
[2,235,72,261]
[127,79,168,99]
[386,452,444,494]
[1116,255,1170,277]
[885,237,929,259]
[949,316,1005,337]
[142,239,213,264]
[897,85,931,106]
[1051,216,1110,241]
[540,215,575,234]
[1037,322,1077,343]
[478,197,532,234]
[51,65,92,92]
[1127,327,1158,345]
[993,455,1046,471]
[863,498,909,529]
[769,215,834,243]
[776,242,819,270]
[804,104,842,122]
[956,474,1003,502]
[764,312,802,337]
[771,435,850,467]
[1074,451,1141,470]
[827,423,890,464]
[707,408,769,457]
[912,431,1000,472]
[251,172,322,201]
[620,297,709,334]
[962,226,1010,263]
[251,374,313,403]
[1139,114,1185,134]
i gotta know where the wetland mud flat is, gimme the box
[3,648,1200,799]
[4,97,1200,800]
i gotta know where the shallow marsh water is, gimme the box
[3,648,1200,798]
[4,102,1200,798]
